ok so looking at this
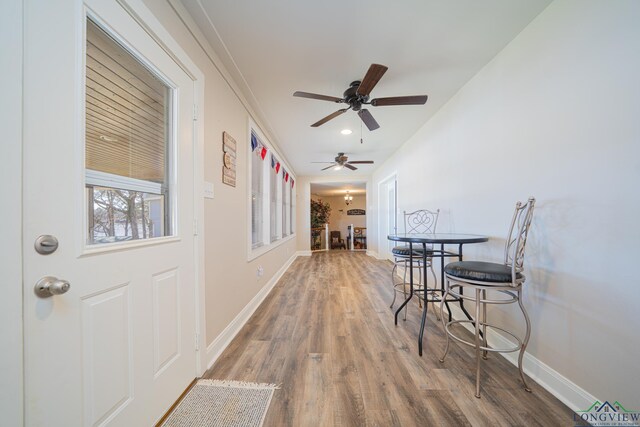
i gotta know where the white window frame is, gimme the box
[250,138,266,249]
[282,176,289,237]
[290,183,296,236]
[247,120,295,261]
[82,14,178,252]
[276,169,282,238]
[269,157,281,243]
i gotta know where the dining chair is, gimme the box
[329,231,346,249]
[390,209,441,320]
[439,197,535,398]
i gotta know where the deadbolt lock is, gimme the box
[34,235,59,255]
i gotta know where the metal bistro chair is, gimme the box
[390,209,441,320]
[439,197,535,398]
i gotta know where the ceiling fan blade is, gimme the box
[311,108,349,127]
[343,163,357,170]
[357,109,380,131]
[356,64,388,97]
[371,95,428,106]
[347,160,374,164]
[293,91,343,103]
[311,161,335,164]
[321,164,337,171]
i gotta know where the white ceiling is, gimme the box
[181,0,551,176]
[311,182,366,197]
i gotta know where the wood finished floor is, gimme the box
[204,252,577,426]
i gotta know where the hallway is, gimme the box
[204,252,577,426]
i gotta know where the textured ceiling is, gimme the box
[180,0,551,176]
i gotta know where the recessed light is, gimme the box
[340,129,352,135]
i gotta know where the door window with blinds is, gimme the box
[85,18,174,245]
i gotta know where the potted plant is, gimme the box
[310,199,331,249]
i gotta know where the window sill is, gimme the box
[80,235,181,257]
[248,233,296,262]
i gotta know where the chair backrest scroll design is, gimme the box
[404,209,439,235]
[504,197,536,285]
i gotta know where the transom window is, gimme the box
[85,18,174,245]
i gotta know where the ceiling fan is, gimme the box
[293,63,428,131]
[313,153,374,171]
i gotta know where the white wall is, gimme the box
[0,0,23,424]
[142,0,297,366]
[369,0,640,409]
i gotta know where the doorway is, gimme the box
[310,182,367,251]
[378,173,397,261]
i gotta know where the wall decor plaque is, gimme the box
[347,209,365,216]
[222,131,236,187]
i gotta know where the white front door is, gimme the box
[23,1,198,425]
[378,175,397,261]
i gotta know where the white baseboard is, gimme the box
[297,250,312,256]
[205,252,298,369]
[445,304,598,413]
[367,250,389,260]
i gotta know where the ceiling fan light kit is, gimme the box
[293,63,428,131]
[314,152,374,172]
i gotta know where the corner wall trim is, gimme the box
[445,304,599,413]
[205,252,298,369]
[296,250,312,257]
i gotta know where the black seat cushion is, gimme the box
[444,261,522,283]
[392,246,434,257]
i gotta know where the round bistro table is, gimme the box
[387,233,489,356]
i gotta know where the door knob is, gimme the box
[34,276,71,298]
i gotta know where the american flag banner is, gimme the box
[260,146,267,160]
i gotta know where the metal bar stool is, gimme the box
[439,198,535,398]
[390,209,440,320]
